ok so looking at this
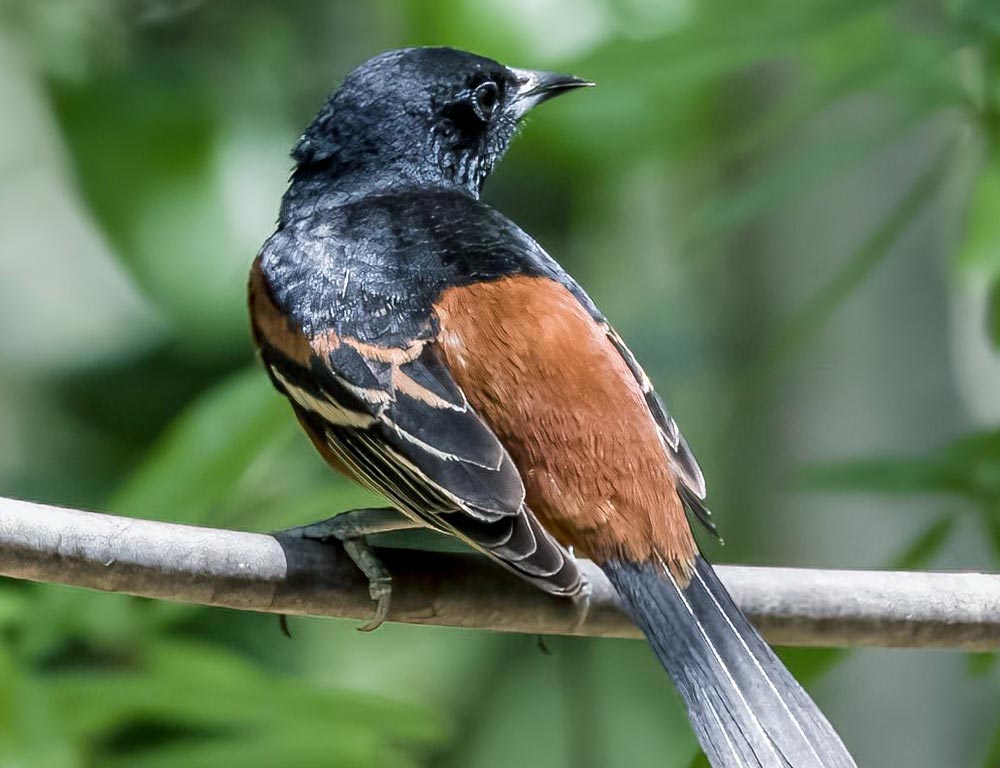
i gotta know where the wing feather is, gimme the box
[251,260,583,596]
[601,323,717,537]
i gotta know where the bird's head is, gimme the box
[292,47,592,197]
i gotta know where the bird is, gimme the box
[248,46,858,768]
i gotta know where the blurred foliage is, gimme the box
[1,0,999,766]
[802,429,1000,558]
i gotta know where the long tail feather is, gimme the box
[602,556,857,768]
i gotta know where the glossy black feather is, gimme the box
[259,337,525,521]
[604,557,857,768]
[293,399,581,594]
[396,345,467,407]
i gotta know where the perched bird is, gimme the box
[249,47,857,767]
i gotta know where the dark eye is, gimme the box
[470,81,499,122]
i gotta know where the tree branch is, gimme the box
[1,496,998,650]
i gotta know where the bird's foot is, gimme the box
[570,576,593,633]
[343,539,393,632]
[276,507,420,632]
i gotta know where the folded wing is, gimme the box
[250,256,582,596]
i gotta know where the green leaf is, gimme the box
[0,588,29,628]
[49,639,444,766]
[689,99,943,244]
[799,430,1000,502]
[965,652,997,677]
[100,734,417,768]
[985,723,1000,768]
[753,140,953,382]
[0,645,77,768]
[798,454,957,496]
[109,369,292,525]
[800,431,1000,558]
[958,152,1000,278]
[888,515,956,570]
[957,150,1000,348]
[52,73,253,355]
[685,751,711,768]
[990,280,1000,347]
[51,641,433,739]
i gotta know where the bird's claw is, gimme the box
[340,539,393,632]
[570,576,593,633]
[279,511,408,633]
[358,576,392,632]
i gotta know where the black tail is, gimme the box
[603,556,856,768]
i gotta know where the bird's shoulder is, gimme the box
[258,187,571,342]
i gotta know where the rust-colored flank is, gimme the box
[434,275,697,580]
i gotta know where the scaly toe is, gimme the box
[357,579,392,632]
[570,577,593,633]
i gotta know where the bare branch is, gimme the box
[1,496,998,650]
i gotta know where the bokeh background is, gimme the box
[1,1,999,766]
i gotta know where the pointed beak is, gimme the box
[508,67,594,118]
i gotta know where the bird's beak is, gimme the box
[508,67,594,118]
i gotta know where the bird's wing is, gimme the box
[250,257,582,596]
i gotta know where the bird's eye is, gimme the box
[470,81,500,122]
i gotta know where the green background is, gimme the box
[1,1,999,766]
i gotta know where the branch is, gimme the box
[1,496,998,650]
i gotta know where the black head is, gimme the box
[292,47,592,197]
